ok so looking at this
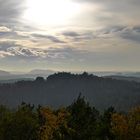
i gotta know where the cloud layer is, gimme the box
[0,0,140,71]
[0,0,25,24]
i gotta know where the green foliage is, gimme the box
[0,98,139,140]
[67,93,99,140]
[96,107,116,140]
[0,105,12,139]
[0,103,39,140]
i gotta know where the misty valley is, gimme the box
[0,73,139,140]
[0,72,140,111]
[0,72,140,139]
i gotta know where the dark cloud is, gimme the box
[110,26,126,33]
[0,41,17,50]
[0,30,18,38]
[94,25,140,43]
[100,26,126,35]
[62,31,93,41]
[100,25,140,43]
[133,26,140,33]
[61,25,140,44]
[120,29,140,43]
[62,31,80,37]
[101,26,140,43]
[32,34,65,43]
[63,25,138,45]
[0,0,25,24]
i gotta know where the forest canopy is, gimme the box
[0,95,139,140]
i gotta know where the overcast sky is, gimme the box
[0,0,140,72]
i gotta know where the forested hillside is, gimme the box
[0,96,140,140]
[0,72,140,111]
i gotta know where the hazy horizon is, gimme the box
[0,68,140,78]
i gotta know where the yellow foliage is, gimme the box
[128,106,140,139]
[111,106,140,140]
[111,113,129,140]
[39,107,70,140]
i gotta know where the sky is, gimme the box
[0,0,140,72]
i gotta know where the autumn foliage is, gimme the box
[0,96,139,140]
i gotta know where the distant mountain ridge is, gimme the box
[28,69,55,75]
[0,69,140,82]
[0,72,140,111]
[0,69,55,80]
[0,70,11,76]
[104,75,140,83]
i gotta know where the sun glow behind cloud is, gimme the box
[1,0,140,71]
[23,0,81,26]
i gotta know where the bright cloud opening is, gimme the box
[23,0,81,26]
